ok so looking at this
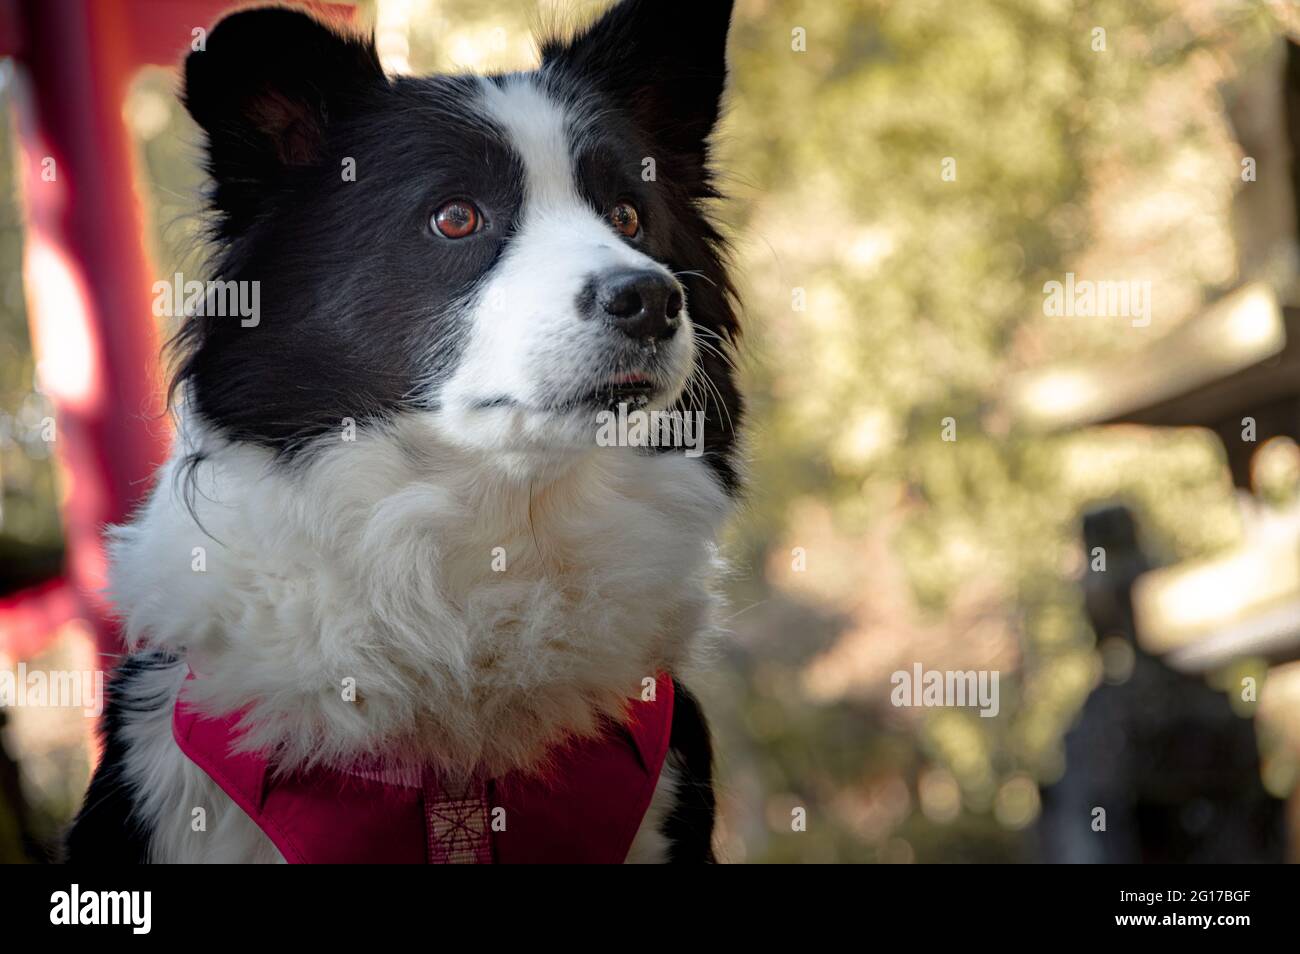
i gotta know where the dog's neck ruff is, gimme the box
[110,419,727,776]
[173,671,674,864]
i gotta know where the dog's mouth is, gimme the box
[467,368,680,417]
[507,370,662,413]
[573,371,657,408]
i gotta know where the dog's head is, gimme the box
[175,0,742,489]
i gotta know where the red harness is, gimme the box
[172,672,674,863]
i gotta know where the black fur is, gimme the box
[175,11,521,457]
[170,1,744,492]
[76,0,738,864]
[64,652,179,863]
[664,680,719,862]
[543,0,742,489]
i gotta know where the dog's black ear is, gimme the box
[183,8,386,231]
[543,0,734,167]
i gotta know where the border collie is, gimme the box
[65,0,742,863]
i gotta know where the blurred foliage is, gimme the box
[0,66,61,557]
[717,0,1283,862]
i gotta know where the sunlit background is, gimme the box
[3,0,1300,863]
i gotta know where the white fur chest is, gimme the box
[108,414,729,775]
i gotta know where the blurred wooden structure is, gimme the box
[1030,37,1300,861]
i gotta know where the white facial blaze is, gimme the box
[434,74,696,458]
[482,74,577,210]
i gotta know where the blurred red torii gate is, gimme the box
[0,0,354,664]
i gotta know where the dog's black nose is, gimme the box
[595,269,683,341]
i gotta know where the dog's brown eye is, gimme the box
[610,201,640,238]
[433,200,481,239]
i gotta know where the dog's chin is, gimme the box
[435,374,688,465]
